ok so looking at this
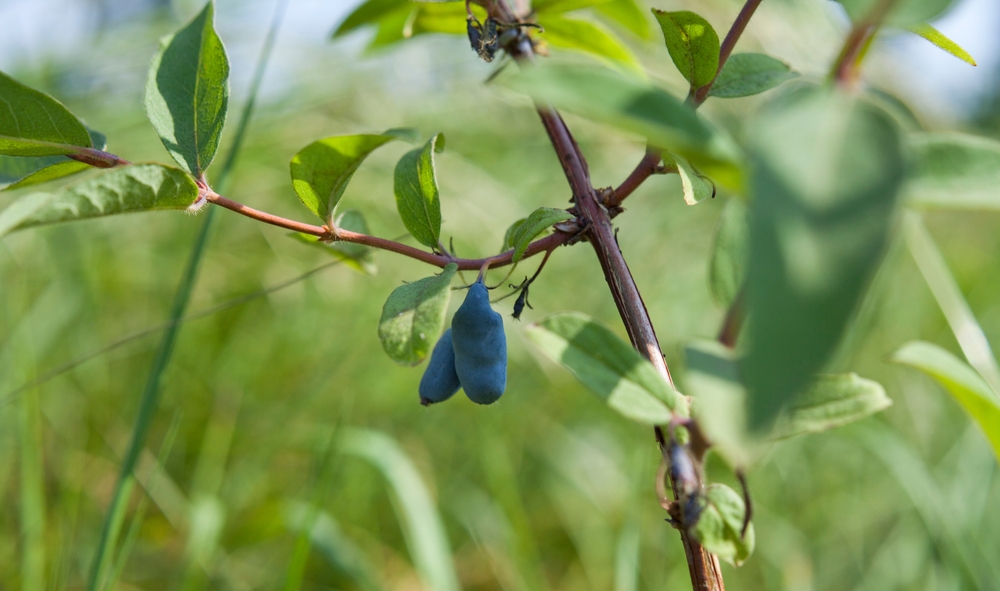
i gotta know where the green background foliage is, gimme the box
[0,0,998,590]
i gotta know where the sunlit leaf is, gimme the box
[0,164,200,237]
[378,263,457,365]
[290,134,397,224]
[663,151,714,205]
[504,64,744,191]
[507,207,572,262]
[770,373,892,440]
[595,0,650,40]
[651,10,720,89]
[332,0,408,37]
[906,23,976,66]
[0,70,93,157]
[290,210,377,275]
[708,199,748,308]
[536,15,642,72]
[692,483,754,567]
[709,53,799,99]
[741,86,905,430]
[891,341,1000,462]
[526,312,684,424]
[905,132,1000,210]
[341,429,460,591]
[394,133,445,248]
[0,128,106,190]
[145,1,230,177]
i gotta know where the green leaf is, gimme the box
[536,15,642,73]
[367,4,415,49]
[741,86,906,430]
[289,210,377,275]
[904,132,1000,210]
[663,151,714,205]
[651,10,720,89]
[0,164,199,237]
[906,23,976,66]
[709,53,799,99]
[708,199,748,308]
[144,1,230,177]
[332,0,408,37]
[683,341,756,467]
[1,128,107,191]
[409,2,467,36]
[341,429,459,591]
[507,207,572,262]
[692,484,754,567]
[891,341,1000,462]
[502,217,526,253]
[378,263,457,366]
[837,0,957,27]
[525,312,685,424]
[595,0,650,40]
[290,134,397,224]
[393,133,444,248]
[770,373,892,440]
[0,70,93,156]
[533,0,612,12]
[504,64,744,191]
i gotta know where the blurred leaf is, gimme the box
[290,134,397,224]
[906,23,976,66]
[770,373,892,440]
[526,312,684,424]
[367,4,415,49]
[533,0,612,12]
[332,0,407,37]
[504,64,744,191]
[663,151,714,205]
[596,0,650,40]
[741,86,905,430]
[536,15,642,72]
[0,164,199,237]
[394,133,444,248]
[508,207,572,262]
[1,128,106,190]
[378,263,457,366]
[0,70,93,157]
[284,504,384,591]
[836,0,956,27]
[709,53,799,99]
[684,341,757,467]
[692,483,754,567]
[2,161,90,192]
[651,10,719,89]
[145,1,230,177]
[409,2,466,36]
[383,127,421,143]
[502,217,527,252]
[613,520,641,591]
[708,199,748,308]
[905,132,1000,210]
[904,214,1000,395]
[341,429,460,591]
[290,210,377,275]
[891,341,1000,462]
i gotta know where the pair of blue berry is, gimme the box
[419,280,507,405]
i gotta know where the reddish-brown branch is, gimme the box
[607,149,662,209]
[501,22,725,589]
[830,0,898,87]
[205,191,570,271]
[692,0,764,106]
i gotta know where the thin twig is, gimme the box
[830,0,899,87]
[205,191,571,271]
[692,0,764,106]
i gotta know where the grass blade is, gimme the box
[85,2,288,587]
[905,213,1000,398]
[341,429,460,591]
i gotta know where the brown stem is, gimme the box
[205,192,570,271]
[607,149,662,209]
[692,0,764,106]
[717,284,745,349]
[502,26,725,590]
[68,148,131,168]
[830,0,899,87]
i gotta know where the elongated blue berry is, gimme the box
[452,281,507,404]
[419,328,461,406]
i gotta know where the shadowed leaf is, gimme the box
[394,133,444,248]
[378,263,457,365]
[709,53,799,99]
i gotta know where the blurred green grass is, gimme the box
[1,0,999,590]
